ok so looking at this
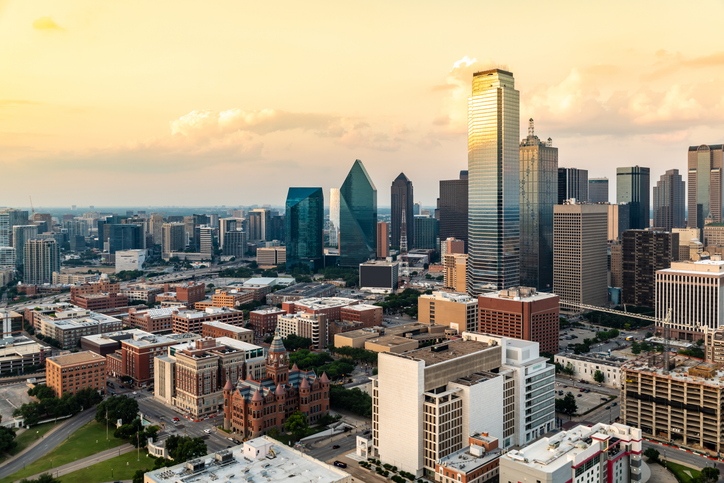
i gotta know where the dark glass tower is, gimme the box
[467,69,520,294]
[519,119,557,291]
[557,167,588,204]
[390,173,414,249]
[688,144,724,229]
[339,160,377,267]
[653,169,686,231]
[437,171,468,251]
[617,166,650,230]
[285,187,324,271]
[108,224,144,254]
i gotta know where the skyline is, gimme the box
[2,1,724,207]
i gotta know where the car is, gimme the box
[228,437,235,442]
[132,392,137,395]
[601,397,608,401]
[585,389,591,393]
[577,394,582,397]
[579,388,586,392]
[204,429,211,434]
[605,406,611,409]
[598,384,602,387]
[332,445,340,449]
[563,385,567,388]
[558,390,564,395]
[612,402,617,407]
[333,461,347,468]
[173,417,180,422]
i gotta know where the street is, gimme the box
[643,440,724,475]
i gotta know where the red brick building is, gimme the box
[171,307,245,334]
[70,279,121,304]
[127,307,178,333]
[210,289,254,309]
[202,321,254,343]
[106,333,177,387]
[46,351,106,397]
[249,308,286,336]
[223,334,330,439]
[163,282,206,305]
[478,287,559,354]
[282,297,358,323]
[73,292,129,311]
[340,304,383,328]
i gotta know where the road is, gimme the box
[20,444,135,482]
[643,440,724,475]
[307,431,359,462]
[0,407,96,480]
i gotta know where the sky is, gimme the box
[1,0,724,208]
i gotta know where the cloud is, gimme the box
[32,16,63,31]
[0,99,38,106]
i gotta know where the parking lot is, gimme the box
[0,382,33,422]
[556,381,617,412]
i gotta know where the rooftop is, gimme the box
[365,335,417,348]
[48,351,105,366]
[421,291,478,304]
[341,303,381,312]
[202,321,252,332]
[394,339,491,366]
[131,307,178,318]
[623,354,724,387]
[438,443,502,473]
[250,308,287,315]
[292,297,358,310]
[122,333,176,348]
[479,286,559,302]
[335,328,380,340]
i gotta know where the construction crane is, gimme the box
[29,195,34,215]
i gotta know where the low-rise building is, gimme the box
[266,282,336,305]
[202,321,254,343]
[364,335,418,353]
[37,308,123,349]
[418,291,478,334]
[0,336,50,375]
[499,423,644,483]
[127,307,178,333]
[121,285,163,304]
[106,332,177,387]
[0,309,23,338]
[249,308,286,335]
[24,302,75,329]
[115,249,146,272]
[340,304,383,328]
[210,289,254,309]
[359,260,399,291]
[171,307,245,334]
[73,292,130,312]
[282,297,359,322]
[69,278,121,304]
[277,312,328,349]
[553,353,625,387]
[434,433,501,483]
[163,282,206,306]
[52,272,99,285]
[46,351,106,397]
[257,247,286,267]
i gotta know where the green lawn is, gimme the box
[0,422,57,464]
[270,426,329,446]
[0,421,125,483]
[58,450,153,483]
[663,460,702,483]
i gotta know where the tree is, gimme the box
[132,469,146,483]
[284,411,309,440]
[96,395,139,426]
[701,467,720,483]
[631,341,641,355]
[28,385,55,400]
[555,393,577,416]
[0,415,17,454]
[593,370,605,384]
[563,363,575,376]
[165,435,207,462]
[19,474,62,483]
[330,386,372,418]
[643,447,659,462]
[267,427,280,439]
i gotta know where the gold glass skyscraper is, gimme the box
[466,69,520,294]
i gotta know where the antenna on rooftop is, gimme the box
[528,118,534,138]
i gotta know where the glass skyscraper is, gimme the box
[339,159,377,267]
[519,119,557,292]
[437,171,468,251]
[653,169,686,231]
[467,69,520,294]
[616,166,650,230]
[285,187,324,271]
[329,188,340,247]
[390,173,414,249]
[687,144,723,229]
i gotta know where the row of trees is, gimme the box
[330,385,372,418]
[95,395,140,427]
[375,288,425,317]
[13,386,102,426]
[328,346,378,365]
[288,349,356,381]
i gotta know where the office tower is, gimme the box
[23,238,59,284]
[0,247,16,268]
[329,188,340,247]
[149,214,164,245]
[443,253,467,293]
[249,209,271,241]
[108,224,144,254]
[339,159,377,267]
[588,177,609,203]
[617,166,650,230]
[413,202,421,216]
[219,218,237,250]
[162,222,186,257]
[557,168,588,204]
[438,171,468,251]
[688,144,724,229]
[183,216,195,245]
[413,216,438,250]
[270,214,285,242]
[0,208,29,247]
[479,287,560,354]
[285,187,324,271]
[391,173,414,249]
[376,222,389,259]
[198,226,214,255]
[33,213,53,233]
[607,203,630,241]
[652,169,686,231]
[621,230,677,308]
[418,291,478,332]
[467,69,520,294]
[223,230,247,258]
[672,227,700,260]
[610,242,623,288]
[12,225,38,266]
[442,237,465,256]
[519,118,557,291]
[553,203,608,306]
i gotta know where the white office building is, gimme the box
[115,249,147,273]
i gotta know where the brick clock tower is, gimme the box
[266,332,289,384]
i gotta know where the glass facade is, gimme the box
[437,171,468,251]
[520,127,557,292]
[616,166,650,230]
[588,178,609,204]
[413,216,439,250]
[687,144,724,230]
[467,69,519,294]
[653,169,685,231]
[108,224,144,254]
[557,168,588,204]
[390,173,414,249]
[285,187,324,271]
[339,159,377,267]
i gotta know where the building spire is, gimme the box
[528,118,534,138]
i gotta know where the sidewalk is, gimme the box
[16,444,135,482]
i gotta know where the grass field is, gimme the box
[663,460,702,483]
[58,451,153,483]
[0,422,57,464]
[0,421,125,483]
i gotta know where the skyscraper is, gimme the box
[519,118,557,291]
[219,218,237,250]
[557,168,588,204]
[688,144,723,230]
[414,216,439,250]
[377,221,389,259]
[285,187,324,271]
[108,224,144,254]
[339,159,377,267]
[0,209,29,247]
[467,69,520,294]
[588,178,609,204]
[222,231,247,259]
[162,222,186,258]
[621,230,677,308]
[23,238,59,284]
[329,188,340,247]
[437,171,468,251]
[391,173,414,249]
[249,209,271,241]
[617,166,650,230]
[12,225,38,267]
[198,226,214,255]
[653,169,686,231]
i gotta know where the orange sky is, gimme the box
[1,0,723,207]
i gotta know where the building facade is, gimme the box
[437,171,468,251]
[621,230,677,308]
[249,308,287,335]
[376,222,389,259]
[653,169,686,231]
[607,203,630,241]
[391,172,414,249]
[418,291,478,333]
[557,167,588,204]
[688,144,723,230]
[414,216,438,250]
[46,351,106,397]
[276,312,328,349]
[162,222,186,258]
[285,187,324,271]
[588,177,609,204]
[443,253,467,293]
[23,238,59,284]
[617,166,651,230]
[339,159,377,267]
[12,225,38,266]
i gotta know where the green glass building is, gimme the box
[285,187,324,271]
[414,216,439,250]
[339,160,377,267]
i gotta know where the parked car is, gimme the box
[612,402,617,407]
[204,429,211,434]
[577,394,582,397]
[605,406,611,409]
[579,388,586,392]
[333,461,347,468]
[173,417,180,422]
[332,445,340,449]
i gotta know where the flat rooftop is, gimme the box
[366,335,416,348]
[342,303,381,311]
[335,329,379,340]
[123,333,176,348]
[479,286,559,302]
[422,291,477,304]
[250,308,287,315]
[202,321,252,332]
[622,354,724,387]
[438,444,502,473]
[395,339,491,366]
[48,351,105,366]
[292,297,357,309]
[132,308,177,318]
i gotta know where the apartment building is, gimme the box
[106,332,177,387]
[37,309,123,349]
[46,351,106,397]
[127,307,177,333]
[443,254,467,293]
[201,321,254,343]
[500,423,643,483]
[282,297,359,322]
[418,291,478,333]
[171,307,245,334]
[70,278,121,304]
[24,302,75,329]
[478,287,559,354]
[276,312,328,349]
[249,308,286,335]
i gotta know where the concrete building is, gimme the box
[171,307,245,334]
[621,230,677,308]
[52,272,99,285]
[334,328,380,348]
[610,242,623,288]
[276,312,328,349]
[418,291,478,333]
[443,253,467,293]
[121,285,163,304]
[478,287,559,354]
[46,351,106,397]
[265,282,335,305]
[0,247,15,268]
[673,227,700,261]
[434,433,502,483]
[127,307,177,333]
[688,144,723,230]
[500,423,644,483]
[607,203,630,241]
[115,249,146,272]
[161,222,185,258]
[282,297,358,322]
[372,334,555,477]
[376,221,389,259]
[201,321,254,343]
[656,259,724,340]
[340,304,382,328]
[653,169,686,231]
[198,226,214,255]
[257,247,286,267]
[37,309,123,349]
[553,203,608,307]
[364,335,419,353]
[23,238,59,284]
[359,260,399,291]
[12,225,38,266]
[143,437,351,483]
[442,237,465,256]
[704,223,724,247]
[249,308,287,335]
[0,336,50,376]
[553,353,624,387]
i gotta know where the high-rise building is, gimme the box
[553,203,608,307]
[222,230,247,258]
[621,230,677,308]
[610,242,623,288]
[519,119,557,292]
[391,173,414,249]
[607,203,630,241]
[467,69,520,294]
[339,159,377,267]
[413,216,438,250]
[418,291,478,332]
[617,166,650,230]
[0,209,29,247]
[442,237,465,256]
[32,213,53,233]
[653,169,686,231]
[23,238,59,284]
[162,222,186,258]
[588,177,609,203]
[285,187,324,271]
[437,171,468,251]
[218,218,237,250]
[0,247,16,268]
[557,168,588,204]
[329,188,340,247]
[688,144,724,230]
[443,253,467,293]
[12,225,38,267]
[376,222,389,259]
[149,214,164,246]
[248,209,271,241]
[198,226,214,255]
[108,224,144,254]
